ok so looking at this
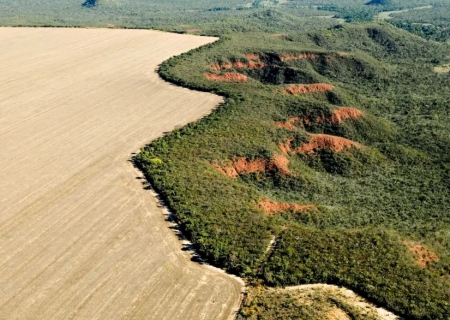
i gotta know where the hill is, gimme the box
[136,22,450,319]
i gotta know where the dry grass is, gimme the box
[0,28,243,320]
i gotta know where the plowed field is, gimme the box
[0,28,242,320]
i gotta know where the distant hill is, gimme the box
[366,0,392,5]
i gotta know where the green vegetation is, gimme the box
[3,1,450,319]
[137,23,450,319]
[238,285,380,319]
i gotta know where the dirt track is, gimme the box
[0,28,243,319]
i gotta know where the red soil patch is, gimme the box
[274,117,302,131]
[244,53,260,61]
[279,139,293,155]
[212,164,239,178]
[205,72,248,82]
[280,53,317,62]
[211,60,265,71]
[210,63,233,71]
[331,107,364,124]
[214,154,291,178]
[271,154,291,175]
[257,199,317,215]
[288,116,301,123]
[274,121,296,131]
[283,83,335,95]
[234,60,265,69]
[233,157,267,174]
[297,134,361,154]
[406,243,440,268]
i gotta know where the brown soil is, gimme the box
[205,72,248,82]
[272,33,287,37]
[213,164,239,178]
[0,27,242,320]
[406,243,440,268]
[271,154,291,175]
[257,199,317,215]
[297,134,361,154]
[244,53,260,60]
[280,53,317,61]
[211,60,265,70]
[274,121,296,131]
[283,83,335,95]
[288,116,301,123]
[331,107,364,124]
[279,139,293,155]
[215,154,291,178]
[233,157,267,174]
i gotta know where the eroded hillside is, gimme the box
[137,23,450,319]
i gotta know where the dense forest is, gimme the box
[2,0,450,319]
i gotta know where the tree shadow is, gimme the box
[82,0,97,8]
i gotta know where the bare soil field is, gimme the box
[0,28,243,320]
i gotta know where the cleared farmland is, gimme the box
[0,28,242,320]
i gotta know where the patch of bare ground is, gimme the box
[279,53,318,61]
[274,121,296,130]
[0,28,243,320]
[210,60,265,70]
[272,33,287,37]
[331,107,364,124]
[279,138,293,155]
[276,107,363,130]
[205,72,248,82]
[283,83,335,95]
[214,154,291,178]
[257,199,317,215]
[279,134,361,156]
[298,134,361,154]
[405,242,440,268]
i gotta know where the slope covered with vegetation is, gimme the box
[136,23,450,319]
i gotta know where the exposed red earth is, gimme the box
[406,243,440,268]
[205,72,249,82]
[214,154,292,178]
